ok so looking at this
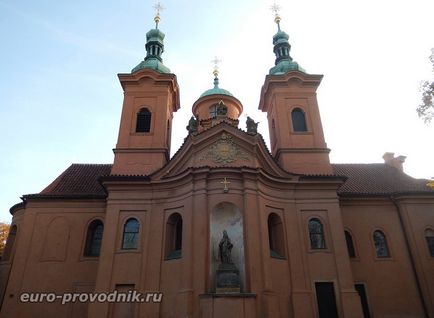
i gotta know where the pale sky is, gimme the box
[0,0,433,223]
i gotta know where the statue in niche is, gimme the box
[219,230,233,264]
[246,116,258,135]
[215,229,240,293]
[186,116,198,134]
[308,219,326,249]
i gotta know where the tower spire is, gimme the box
[268,2,305,75]
[153,1,164,29]
[131,2,170,73]
[271,2,282,32]
[211,56,221,88]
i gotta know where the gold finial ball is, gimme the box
[211,56,221,77]
[154,14,161,24]
[274,14,281,24]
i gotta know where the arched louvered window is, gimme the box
[84,220,104,257]
[308,218,326,249]
[122,218,140,250]
[291,108,307,132]
[344,230,356,258]
[2,225,17,261]
[136,108,151,133]
[425,229,434,257]
[268,213,285,258]
[165,213,183,259]
[373,230,390,258]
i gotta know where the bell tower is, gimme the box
[259,9,332,175]
[112,6,180,176]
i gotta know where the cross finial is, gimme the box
[211,56,221,78]
[270,2,282,30]
[153,1,165,28]
[220,177,230,193]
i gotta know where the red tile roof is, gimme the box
[38,164,112,197]
[332,163,433,196]
[22,163,433,199]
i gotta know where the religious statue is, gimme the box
[215,229,240,293]
[246,116,258,135]
[186,116,198,134]
[308,219,325,249]
[219,230,233,264]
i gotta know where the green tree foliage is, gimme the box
[417,49,434,123]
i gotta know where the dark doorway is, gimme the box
[315,282,339,318]
[355,284,371,318]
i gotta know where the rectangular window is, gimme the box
[345,231,356,258]
[355,284,371,318]
[426,236,434,257]
[315,282,339,318]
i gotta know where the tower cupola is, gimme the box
[192,59,243,130]
[199,67,234,99]
[132,3,171,74]
[269,6,305,75]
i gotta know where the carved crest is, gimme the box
[199,133,249,164]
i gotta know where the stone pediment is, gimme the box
[152,122,294,179]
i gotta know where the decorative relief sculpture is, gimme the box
[199,133,249,164]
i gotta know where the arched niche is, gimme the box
[210,202,245,292]
[41,217,70,261]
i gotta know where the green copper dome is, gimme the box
[200,77,234,98]
[146,28,165,43]
[132,59,171,74]
[269,60,305,75]
[273,30,289,45]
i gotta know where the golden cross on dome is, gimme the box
[271,2,281,15]
[153,1,165,28]
[270,2,282,27]
[211,56,221,77]
[220,177,230,193]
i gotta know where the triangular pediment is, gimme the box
[152,122,296,180]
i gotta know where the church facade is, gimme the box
[1,11,434,318]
